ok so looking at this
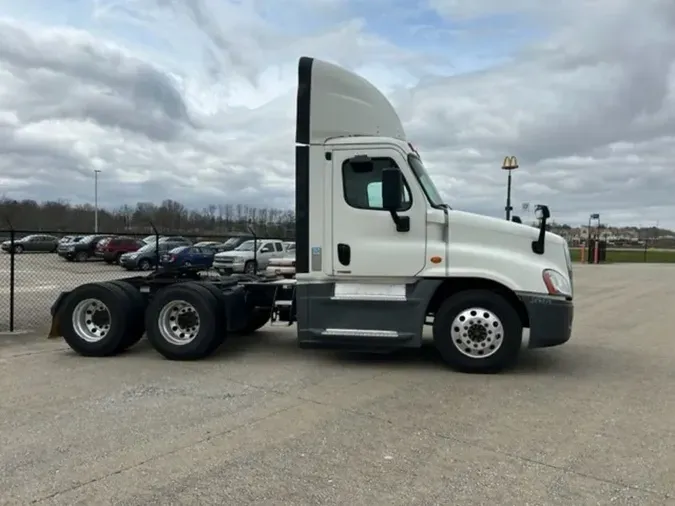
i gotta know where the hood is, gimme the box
[449,210,566,246]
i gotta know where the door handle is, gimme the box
[337,243,351,266]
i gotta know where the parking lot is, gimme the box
[1,264,675,504]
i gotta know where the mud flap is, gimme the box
[48,291,71,338]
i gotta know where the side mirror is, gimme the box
[534,205,550,220]
[381,168,403,211]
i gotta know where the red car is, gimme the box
[95,236,144,264]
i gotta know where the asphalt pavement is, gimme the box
[1,263,675,505]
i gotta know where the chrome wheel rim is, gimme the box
[72,298,111,343]
[450,307,504,359]
[158,300,200,345]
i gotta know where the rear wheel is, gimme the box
[145,283,224,360]
[58,283,132,356]
[433,290,522,374]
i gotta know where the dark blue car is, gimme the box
[161,246,215,269]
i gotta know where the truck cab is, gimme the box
[290,57,574,372]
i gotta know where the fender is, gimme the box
[48,290,71,338]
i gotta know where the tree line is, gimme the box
[0,198,295,238]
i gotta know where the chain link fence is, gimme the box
[0,225,293,332]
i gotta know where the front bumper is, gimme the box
[518,293,574,349]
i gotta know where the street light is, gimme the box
[501,156,519,220]
[94,169,102,233]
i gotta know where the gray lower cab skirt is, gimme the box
[295,280,441,351]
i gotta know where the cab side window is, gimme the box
[342,157,412,211]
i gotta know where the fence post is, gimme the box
[6,219,15,332]
[149,221,160,271]
[248,223,258,271]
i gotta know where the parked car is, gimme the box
[159,236,192,247]
[95,236,144,264]
[57,234,110,261]
[161,245,216,269]
[265,253,296,279]
[1,234,59,254]
[214,235,255,252]
[58,235,82,246]
[119,242,172,271]
[212,239,286,275]
[142,235,164,245]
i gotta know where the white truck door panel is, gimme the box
[331,147,426,277]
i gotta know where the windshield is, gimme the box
[408,154,446,209]
[137,244,155,253]
[80,235,99,244]
[170,246,188,254]
[235,241,255,251]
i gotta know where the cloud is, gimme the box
[0,0,673,227]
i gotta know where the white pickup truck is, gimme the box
[212,239,286,275]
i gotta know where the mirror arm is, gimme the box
[388,210,410,233]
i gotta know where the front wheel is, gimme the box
[433,290,523,374]
[138,259,151,271]
[14,245,24,254]
[75,251,88,262]
[244,260,257,275]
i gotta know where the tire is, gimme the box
[58,283,132,357]
[244,260,257,275]
[14,245,24,254]
[114,253,122,264]
[75,251,88,262]
[104,259,113,265]
[235,309,270,335]
[433,289,523,374]
[104,280,146,350]
[138,259,151,271]
[196,282,229,342]
[145,283,224,360]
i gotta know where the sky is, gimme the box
[0,0,673,228]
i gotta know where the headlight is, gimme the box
[542,269,571,297]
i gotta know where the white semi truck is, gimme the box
[49,56,574,373]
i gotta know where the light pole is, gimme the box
[501,156,519,220]
[94,169,102,233]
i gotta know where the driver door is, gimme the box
[330,147,427,278]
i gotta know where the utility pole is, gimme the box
[94,169,102,233]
